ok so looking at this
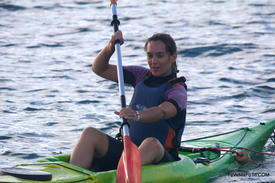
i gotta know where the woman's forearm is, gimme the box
[115,102,177,123]
[138,106,165,123]
[92,31,124,81]
[92,45,114,76]
[139,102,177,123]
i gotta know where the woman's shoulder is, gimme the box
[166,84,187,96]
[123,65,149,74]
[123,65,150,86]
[165,79,187,109]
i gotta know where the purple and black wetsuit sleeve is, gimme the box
[122,65,149,87]
[165,85,187,128]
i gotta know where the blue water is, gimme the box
[0,0,275,182]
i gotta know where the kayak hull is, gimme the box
[1,120,274,183]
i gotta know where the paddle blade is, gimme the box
[110,0,117,5]
[116,136,141,183]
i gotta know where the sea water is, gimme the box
[0,0,274,182]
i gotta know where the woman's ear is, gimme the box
[171,53,177,63]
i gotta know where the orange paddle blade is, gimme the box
[110,0,117,5]
[116,136,141,183]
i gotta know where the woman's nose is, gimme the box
[152,56,158,64]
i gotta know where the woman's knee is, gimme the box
[81,127,107,144]
[82,127,102,138]
[142,137,163,151]
[81,127,109,157]
[140,137,165,163]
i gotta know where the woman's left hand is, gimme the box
[114,108,138,121]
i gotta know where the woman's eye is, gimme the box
[157,53,164,58]
[147,54,153,59]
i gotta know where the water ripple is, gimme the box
[3,151,43,160]
[0,3,26,11]
[23,107,47,112]
[0,87,16,91]
[179,44,256,57]
[0,136,12,140]
[76,100,100,105]
[219,77,258,85]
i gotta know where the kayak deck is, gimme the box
[0,120,274,183]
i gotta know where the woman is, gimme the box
[70,31,187,171]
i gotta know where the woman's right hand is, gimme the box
[108,30,124,52]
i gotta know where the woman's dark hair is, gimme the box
[144,33,178,73]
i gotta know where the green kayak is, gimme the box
[1,120,274,183]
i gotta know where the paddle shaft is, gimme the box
[111,2,130,137]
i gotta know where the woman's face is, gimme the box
[146,41,177,77]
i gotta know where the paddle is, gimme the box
[110,0,141,183]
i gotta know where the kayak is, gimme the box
[0,120,274,183]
